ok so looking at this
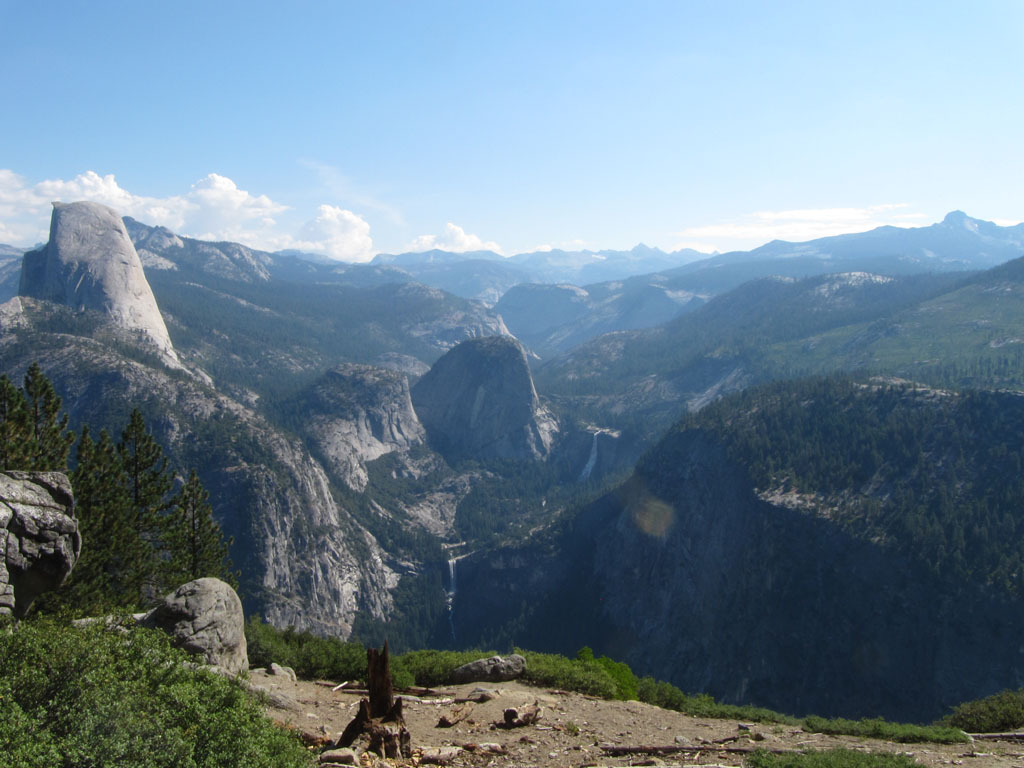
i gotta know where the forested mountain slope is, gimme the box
[538,271,967,436]
[451,377,1024,722]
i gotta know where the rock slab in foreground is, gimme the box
[140,577,248,675]
[450,654,527,684]
[0,471,80,617]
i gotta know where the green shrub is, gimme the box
[745,748,920,768]
[941,688,1024,733]
[636,676,797,724]
[392,649,487,687]
[517,649,620,699]
[802,716,968,744]
[245,616,366,682]
[0,617,312,768]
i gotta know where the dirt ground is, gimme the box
[253,671,1024,768]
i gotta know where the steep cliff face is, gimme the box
[19,202,178,364]
[411,336,558,462]
[0,332,395,637]
[304,364,426,492]
[454,427,1024,722]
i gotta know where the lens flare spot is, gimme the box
[629,494,675,538]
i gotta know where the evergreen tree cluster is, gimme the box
[1,365,236,615]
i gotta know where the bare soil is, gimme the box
[253,671,1024,768]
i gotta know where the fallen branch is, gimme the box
[600,744,789,757]
[968,732,1024,741]
[437,703,473,728]
[498,702,542,728]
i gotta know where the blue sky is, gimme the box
[1,1,1022,260]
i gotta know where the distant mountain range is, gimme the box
[5,210,1020,359]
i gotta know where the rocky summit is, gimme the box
[19,201,179,364]
[411,335,557,462]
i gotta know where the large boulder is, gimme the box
[19,201,179,364]
[411,336,557,462]
[140,577,248,675]
[0,471,80,618]
[450,654,526,684]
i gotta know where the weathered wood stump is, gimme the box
[335,642,412,759]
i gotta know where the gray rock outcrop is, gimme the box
[305,364,426,492]
[19,201,179,364]
[0,471,80,617]
[450,654,526,684]
[411,336,557,462]
[140,577,248,675]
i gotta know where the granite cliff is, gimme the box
[411,336,558,463]
[304,364,426,492]
[19,202,179,365]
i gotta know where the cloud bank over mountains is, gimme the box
[405,222,504,255]
[0,170,381,262]
[0,169,510,263]
[4,169,1007,261]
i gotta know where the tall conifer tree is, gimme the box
[22,362,74,470]
[43,426,138,614]
[117,409,173,599]
[0,374,31,470]
[164,470,237,590]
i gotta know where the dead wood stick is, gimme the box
[437,702,472,728]
[601,744,789,756]
[967,732,1024,741]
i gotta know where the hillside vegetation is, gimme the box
[665,376,1024,595]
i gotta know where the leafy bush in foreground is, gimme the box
[745,748,919,768]
[802,715,968,744]
[0,617,312,768]
[941,688,1024,733]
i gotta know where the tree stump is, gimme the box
[335,642,412,759]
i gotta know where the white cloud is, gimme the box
[675,204,929,251]
[290,204,375,262]
[407,222,503,254]
[0,169,376,262]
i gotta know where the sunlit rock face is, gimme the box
[0,471,80,618]
[19,201,179,364]
[411,335,557,463]
[305,363,426,492]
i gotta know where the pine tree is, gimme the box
[36,426,138,615]
[164,470,237,591]
[22,362,74,470]
[117,408,173,600]
[0,374,31,469]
